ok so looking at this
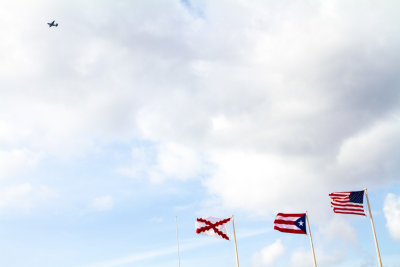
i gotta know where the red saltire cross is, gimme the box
[196,217,231,240]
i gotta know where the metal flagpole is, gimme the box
[231,215,240,267]
[364,188,383,267]
[176,216,181,267]
[305,211,317,267]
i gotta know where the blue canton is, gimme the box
[349,191,364,204]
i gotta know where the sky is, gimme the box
[0,0,399,266]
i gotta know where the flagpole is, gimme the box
[364,188,383,267]
[231,215,240,267]
[176,216,181,267]
[305,211,317,267]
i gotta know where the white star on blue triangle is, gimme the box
[294,215,307,234]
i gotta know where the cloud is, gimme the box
[336,119,400,185]
[383,193,400,240]
[118,142,207,183]
[290,249,314,267]
[290,247,344,267]
[0,183,32,209]
[0,149,42,180]
[0,0,399,222]
[150,143,202,182]
[0,2,398,266]
[318,217,357,244]
[0,183,57,211]
[110,0,400,218]
[90,195,114,211]
[252,239,284,267]
[205,150,320,214]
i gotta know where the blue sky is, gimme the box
[0,0,399,266]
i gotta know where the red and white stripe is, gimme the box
[329,192,366,216]
[273,213,306,234]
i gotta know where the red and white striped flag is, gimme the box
[273,213,307,234]
[195,217,231,240]
[329,190,366,216]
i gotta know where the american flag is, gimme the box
[329,190,366,216]
[273,213,307,234]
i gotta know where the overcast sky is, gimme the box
[0,0,399,266]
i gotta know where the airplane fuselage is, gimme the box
[48,21,58,27]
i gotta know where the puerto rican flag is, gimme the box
[195,217,231,240]
[274,213,307,234]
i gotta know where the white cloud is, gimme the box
[0,1,399,266]
[290,247,344,267]
[383,193,400,240]
[205,150,320,214]
[0,0,399,226]
[149,143,205,182]
[0,183,56,211]
[0,149,42,180]
[252,239,284,267]
[0,183,32,209]
[121,0,400,217]
[318,217,357,244]
[90,195,114,211]
[119,142,206,183]
[290,249,314,267]
[0,1,398,266]
[336,119,400,184]
[37,185,58,199]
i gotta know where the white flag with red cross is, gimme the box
[195,217,231,240]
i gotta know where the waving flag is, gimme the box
[274,213,307,234]
[329,190,366,216]
[195,217,231,240]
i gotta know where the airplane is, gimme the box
[48,20,58,27]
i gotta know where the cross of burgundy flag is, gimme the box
[195,217,231,240]
[329,190,366,216]
[274,213,307,234]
